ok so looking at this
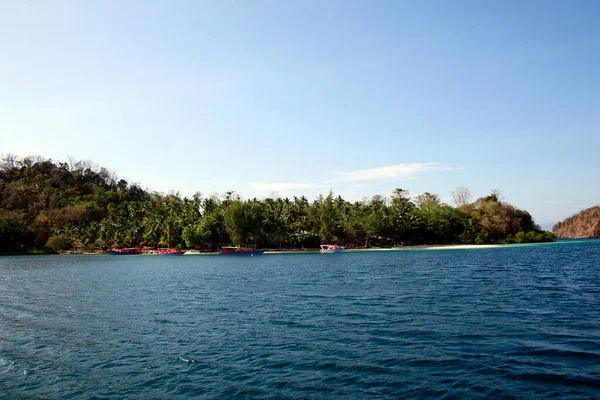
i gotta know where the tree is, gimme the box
[46,234,71,252]
[291,196,312,248]
[362,195,389,247]
[452,186,471,207]
[182,217,216,248]
[468,191,536,242]
[415,192,441,210]
[312,191,339,244]
[0,218,35,252]
[389,189,416,244]
[224,200,253,246]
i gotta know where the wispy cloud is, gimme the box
[249,162,458,193]
[332,162,455,183]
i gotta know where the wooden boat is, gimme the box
[320,244,344,253]
[157,248,186,256]
[220,246,265,256]
[108,247,142,255]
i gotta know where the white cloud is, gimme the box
[249,162,458,195]
[332,162,454,183]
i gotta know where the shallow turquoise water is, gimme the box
[1,240,600,398]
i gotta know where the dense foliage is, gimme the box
[0,155,554,253]
[553,206,600,238]
[0,218,36,252]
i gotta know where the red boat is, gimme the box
[220,246,265,256]
[141,246,156,253]
[108,247,142,255]
[320,244,344,253]
[157,248,186,256]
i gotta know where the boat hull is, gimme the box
[319,244,344,253]
[157,248,186,256]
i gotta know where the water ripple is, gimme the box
[0,240,599,398]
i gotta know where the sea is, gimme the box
[1,240,599,399]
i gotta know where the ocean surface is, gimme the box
[1,240,600,399]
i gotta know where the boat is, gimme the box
[320,244,344,253]
[220,246,265,256]
[108,247,142,255]
[157,248,186,256]
[141,246,156,254]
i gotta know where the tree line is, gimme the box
[0,155,555,253]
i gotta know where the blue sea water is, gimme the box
[1,240,600,399]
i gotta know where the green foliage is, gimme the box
[468,193,536,242]
[514,230,556,244]
[0,156,556,252]
[224,201,253,246]
[515,231,527,243]
[45,234,71,252]
[475,231,490,245]
[0,218,35,252]
[543,231,557,242]
[182,215,218,248]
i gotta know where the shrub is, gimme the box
[514,231,527,243]
[542,231,556,242]
[46,234,71,252]
[475,231,489,245]
[0,218,35,252]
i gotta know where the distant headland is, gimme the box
[553,206,600,239]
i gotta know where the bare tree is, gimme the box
[491,189,504,202]
[99,167,118,186]
[452,186,472,207]
[415,192,441,209]
[223,191,241,204]
[31,155,45,164]
[79,159,100,172]
[0,153,19,171]
[67,155,77,171]
[391,188,410,200]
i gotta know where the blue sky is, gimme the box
[1,1,599,229]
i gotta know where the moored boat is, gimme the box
[108,247,142,255]
[220,246,265,255]
[157,248,186,256]
[320,244,344,253]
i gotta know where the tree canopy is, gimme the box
[0,154,554,253]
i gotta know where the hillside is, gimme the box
[553,206,600,238]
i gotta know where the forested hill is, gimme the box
[0,155,554,253]
[553,206,600,238]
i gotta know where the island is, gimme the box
[0,155,555,254]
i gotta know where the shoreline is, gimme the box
[263,244,504,255]
[183,243,528,255]
[4,240,589,257]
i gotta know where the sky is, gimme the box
[1,0,599,229]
